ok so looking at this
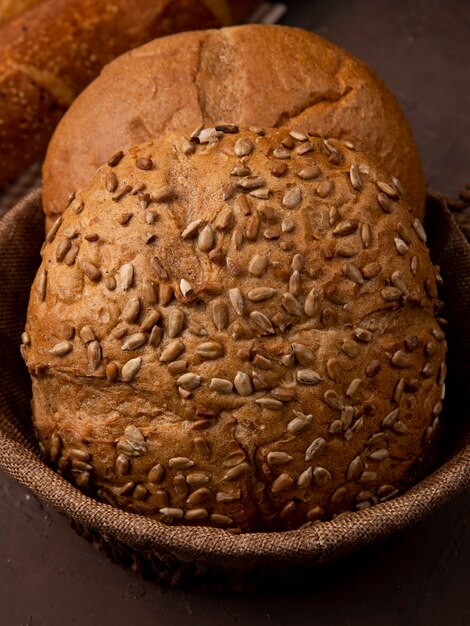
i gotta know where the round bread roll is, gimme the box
[42,25,426,229]
[24,126,445,533]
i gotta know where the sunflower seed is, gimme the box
[342,263,364,284]
[345,378,362,398]
[46,216,62,243]
[159,507,184,519]
[381,287,402,301]
[180,220,203,241]
[239,175,265,190]
[223,462,250,481]
[296,141,315,155]
[248,253,267,276]
[323,390,344,410]
[246,211,261,240]
[145,464,164,484]
[412,218,427,242]
[349,164,363,190]
[267,451,293,466]
[81,261,101,282]
[250,310,274,334]
[159,340,184,363]
[271,473,294,493]
[394,237,409,255]
[36,269,47,301]
[296,369,322,385]
[115,454,129,476]
[392,351,411,368]
[49,341,72,357]
[282,293,302,316]
[106,362,118,382]
[153,185,173,202]
[208,378,233,394]
[382,407,400,429]
[298,165,321,180]
[212,300,229,330]
[377,193,393,213]
[342,341,360,359]
[273,147,291,159]
[271,386,296,402]
[56,238,71,262]
[87,340,101,368]
[333,220,358,237]
[287,412,313,435]
[304,288,320,316]
[369,449,389,461]
[297,467,313,488]
[360,223,372,248]
[291,343,315,366]
[391,271,409,295]
[121,357,142,382]
[168,457,194,470]
[256,397,284,410]
[234,137,253,157]
[247,287,277,302]
[317,180,335,198]
[197,224,215,252]
[138,310,159,333]
[122,333,147,351]
[289,270,301,295]
[365,359,381,377]
[353,328,372,343]
[305,437,326,461]
[362,262,381,279]
[377,181,399,198]
[359,471,377,484]
[168,308,185,337]
[282,187,302,209]
[197,341,223,360]
[234,371,252,396]
[118,299,140,326]
[314,467,331,486]
[177,372,202,390]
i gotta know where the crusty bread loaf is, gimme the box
[42,25,426,229]
[24,127,445,532]
[0,0,258,189]
[0,0,43,25]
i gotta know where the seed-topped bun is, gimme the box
[24,127,445,532]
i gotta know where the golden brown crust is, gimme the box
[43,25,426,228]
[25,127,444,532]
[0,0,258,189]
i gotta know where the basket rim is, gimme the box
[0,429,468,567]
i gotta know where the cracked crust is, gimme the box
[43,25,426,228]
[26,128,445,532]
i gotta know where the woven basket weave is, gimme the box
[0,188,468,591]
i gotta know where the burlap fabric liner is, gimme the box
[0,189,468,574]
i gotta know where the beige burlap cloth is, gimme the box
[0,188,469,589]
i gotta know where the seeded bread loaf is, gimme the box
[0,0,259,190]
[24,127,445,532]
[42,25,426,231]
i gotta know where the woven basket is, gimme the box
[0,188,469,592]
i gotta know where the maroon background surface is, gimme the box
[1,1,469,624]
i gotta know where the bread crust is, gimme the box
[25,127,444,532]
[43,25,426,228]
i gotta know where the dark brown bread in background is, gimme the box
[0,0,259,189]
[24,127,445,532]
[0,0,43,25]
[42,25,426,229]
